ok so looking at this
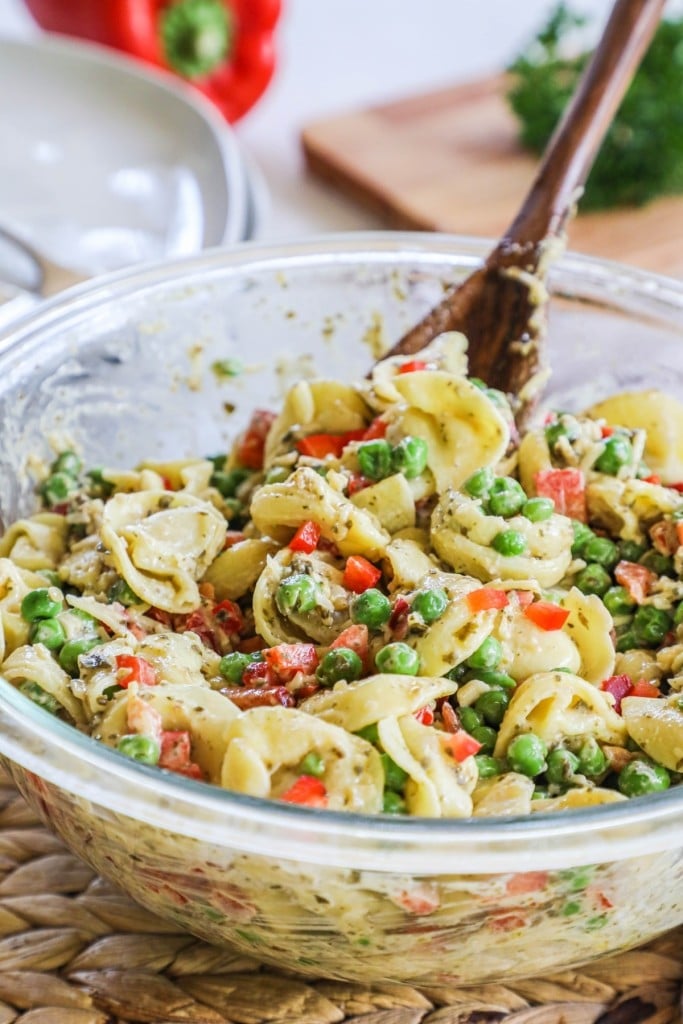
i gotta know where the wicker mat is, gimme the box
[0,775,680,1024]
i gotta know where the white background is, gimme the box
[0,0,627,239]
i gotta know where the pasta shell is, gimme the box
[264,380,369,465]
[432,491,573,588]
[0,513,68,571]
[472,772,535,817]
[101,490,227,614]
[621,694,683,772]
[250,466,389,559]
[300,673,456,732]
[0,558,52,662]
[517,430,552,497]
[350,474,416,534]
[391,371,510,492]
[221,706,383,813]
[531,787,627,813]
[2,642,85,724]
[585,389,683,484]
[587,476,680,543]
[561,588,615,685]
[494,671,627,757]
[203,537,279,601]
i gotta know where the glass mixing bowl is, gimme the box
[0,234,681,987]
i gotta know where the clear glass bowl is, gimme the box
[0,233,682,987]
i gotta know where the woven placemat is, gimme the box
[0,773,680,1024]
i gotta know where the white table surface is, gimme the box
[0,0,618,242]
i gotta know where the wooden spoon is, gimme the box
[380,0,666,420]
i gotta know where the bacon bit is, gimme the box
[236,409,277,470]
[223,531,246,549]
[280,775,328,807]
[158,730,203,781]
[238,635,268,654]
[389,597,410,629]
[291,682,320,702]
[601,674,633,713]
[614,560,657,604]
[213,599,244,633]
[506,871,550,895]
[221,685,295,710]
[241,660,276,687]
[317,536,341,557]
[148,607,173,627]
[439,702,458,732]
[603,745,638,772]
[126,691,162,741]
[650,520,680,556]
[263,643,319,681]
[199,582,216,600]
[414,705,436,727]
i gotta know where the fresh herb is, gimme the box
[506,4,683,209]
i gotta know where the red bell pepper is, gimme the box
[236,409,277,470]
[289,520,321,554]
[343,555,382,593]
[398,359,429,374]
[263,643,319,681]
[330,624,370,666]
[466,588,509,613]
[296,430,366,460]
[445,730,482,762]
[524,600,570,631]
[115,654,158,688]
[534,467,586,521]
[280,775,328,808]
[23,0,281,123]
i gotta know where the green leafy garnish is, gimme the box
[506,4,683,210]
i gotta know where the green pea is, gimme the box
[602,586,635,617]
[211,467,251,498]
[51,450,82,477]
[507,733,548,777]
[58,636,101,676]
[582,535,619,568]
[574,563,612,597]
[458,705,483,733]
[299,752,325,777]
[357,440,392,480]
[381,753,409,792]
[382,790,407,814]
[474,688,509,727]
[562,901,582,916]
[492,529,527,556]
[487,477,527,517]
[276,574,320,615]
[575,737,607,777]
[615,628,639,653]
[355,722,380,745]
[618,759,670,796]
[474,754,504,778]
[375,642,420,676]
[86,467,114,499]
[619,539,647,562]
[108,578,140,607]
[571,520,595,557]
[467,636,503,671]
[632,605,672,647]
[674,601,683,627]
[66,608,100,637]
[36,569,62,589]
[391,436,429,479]
[464,466,495,498]
[465,667,517,690]
[211,357,243,378]
[264,465,290,484]
[351,588,391,629]
[316,647,363,686]
[470,724,497,754]
[639,549,675,576]
[522,497,554,522]
[41,472,78,507]
[546,747,580,786]
[117,734,161,766]
[219,651,262,684]
[19,680,60,715]
[29,617,66,651]
[20,588,62,622]
[595,434,633,475]
[411,588,448,623]
[545,419,579,448]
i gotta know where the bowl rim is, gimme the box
[1,230,682,873]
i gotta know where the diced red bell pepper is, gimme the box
[614,560,656,604]
[296,430,365,459]
[347,472,372,495]
[414,705,434,726]
[534,467,586,521]
[213,599,243,633]
[224,530,247,549]
[289,520,321,554]
[330,624,370,666]
[642,474,661,485]
[263,643,319,681]
[600,425,615,438]
[280,775,328,807]
[505,871,550,895]
[466,588,509,613]
[630,679,661,698]
[159,730,204,779]
[398,359,429,374]
[601,674,633,713]
[236,409,276,470]
[115,654,157,688]
[343,555,382,593]
[676,522,683,548]
[362,416,389,440]
[524,600,570,631]
[512,589,535,608]
[446,730,482,762]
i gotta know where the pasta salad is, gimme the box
[1,331,682,819]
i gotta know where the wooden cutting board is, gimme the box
[301,75,683,277]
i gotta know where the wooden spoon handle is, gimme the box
[500,0,666,251]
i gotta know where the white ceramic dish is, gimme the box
[0,34,249,280]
